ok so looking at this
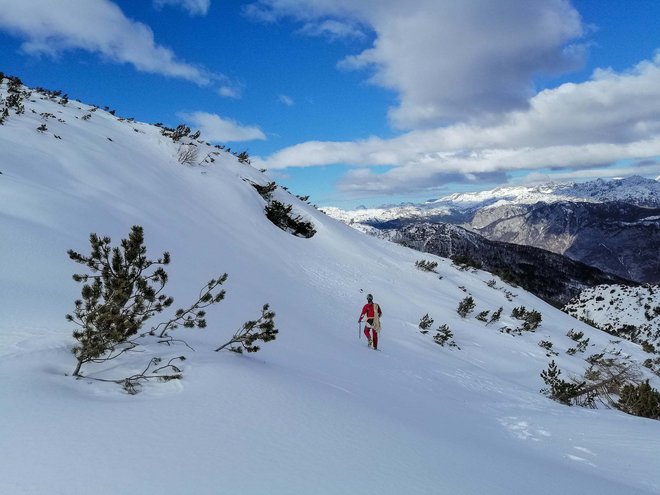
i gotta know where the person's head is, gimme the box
[367,294,373,303]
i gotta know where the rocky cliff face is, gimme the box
[468,201,660,283]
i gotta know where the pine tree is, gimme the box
[433,324,458,348]
[66,226,225,377]
[457,296,475,318]
[540,360,585,405]
[488,307,503,324]
[66,226,174,375]
[419,314,434,334]
[617,380,660,419]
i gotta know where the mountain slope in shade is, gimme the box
[469,201,660,283]
[375,222,632,307]
[1,77,660,495]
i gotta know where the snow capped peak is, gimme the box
[324,175,660,223]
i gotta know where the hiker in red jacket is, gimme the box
[359,294,382,350]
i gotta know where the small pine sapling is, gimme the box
[433,324,459,348]
[415,260,438,272]
[237,151,251,164]
[538,340,558,357]
[66,226,174,376]
[457,296,475,318]
[540,360,585,405]
[476,310,490,322]
[419,314,434,334]
[488,307,503,325]
[66,225,227,378]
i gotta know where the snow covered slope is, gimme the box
[1,78,660,495]
[564,285,660,349]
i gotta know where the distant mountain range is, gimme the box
[323,176,660,284]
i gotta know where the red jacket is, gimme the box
[360,302,382,320]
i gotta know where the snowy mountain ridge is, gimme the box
[1,76,660,495]
[322,175,660,224]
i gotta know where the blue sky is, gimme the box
[1,0,659,208]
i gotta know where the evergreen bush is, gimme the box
[540,361,586,406]
[476,310,490,322]
[488,307,503,324]
[617,380,660,419]
[265,200,316,238]
[433,324,458,348]
[415,260,438,272]
[457,296,475,318]
[419,314,434,334]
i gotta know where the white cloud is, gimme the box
[218,85,242,99]
[153,0,211,16]
[255,53,660,195]
[278,94,295,106]
[246,0,586,129]
[297,19,365,41]
[0,0,211,84]
[181,111,267,142]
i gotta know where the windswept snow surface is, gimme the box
[1,82,659,495]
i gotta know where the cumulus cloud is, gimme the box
[0,0,211,84]
[254,53,660,195]
[153,0,211,16]
[181,111,267,142]
[246,0,586,129]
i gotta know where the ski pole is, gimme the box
[358,321,362,339]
